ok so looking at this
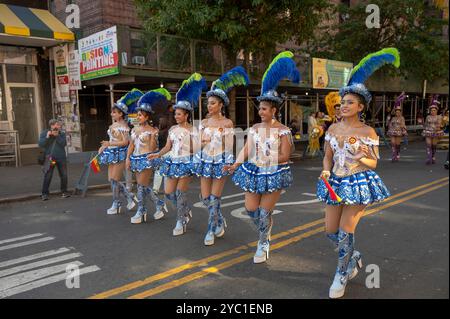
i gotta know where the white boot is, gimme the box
[153,204,167,220]
[107,202,121,215]
[329,271,348,299]
[131,209,147,224]
[173,220,185,236]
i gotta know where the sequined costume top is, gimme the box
[423,115,444,136]
[248,124,293,167]
[325,132,379,177]
[130,127,159,155]
[199,119,234,157]
[387,116,407,137]
[107,122,130,148]
[168,125,198,159]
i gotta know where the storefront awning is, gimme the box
[0,4,74,47]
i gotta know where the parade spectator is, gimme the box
[38,119,70,200]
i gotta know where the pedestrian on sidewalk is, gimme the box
[316,48,396,299]
[126,89,171,224]
[225,51,299,264]
[38,119,70,200]
[148,73,204,237]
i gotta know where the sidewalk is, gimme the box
[0,161,110,204]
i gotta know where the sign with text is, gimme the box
[68,49,82,90]
[53,45,70,102]
[312,58,353,90]
[79,26,119,81]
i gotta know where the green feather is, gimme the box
[349,48,400,80]
[151,88,171,101]
[262,51,295,83]
[180,73,202,89]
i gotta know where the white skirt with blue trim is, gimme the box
[316,170,390,206]
[98,146,128,165]
[130,151,162,173]
[160,155,193,178]
[192,151,234,179]
[232,162,293,194]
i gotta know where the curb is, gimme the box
[0,184,111,205]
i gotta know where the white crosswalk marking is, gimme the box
[0,233,100,298]
[0,233,45,245]
[0,248,71,268]
[0,266,100,299]
[0,253,82,278]
[0,261,84,291]
[0,237,55,251]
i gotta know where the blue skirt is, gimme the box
[316,170,391,206]
[160,156,193,178]
[98,146,128,165]
[232,162,293,194]
[192,151,234,179]
[130,151,161,173]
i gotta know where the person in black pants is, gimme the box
[38,119,70,200]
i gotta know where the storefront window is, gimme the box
[6,65,35,83]
[0,46,37,65]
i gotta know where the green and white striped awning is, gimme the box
[0,4,74,47]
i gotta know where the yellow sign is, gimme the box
[312,58,353,90]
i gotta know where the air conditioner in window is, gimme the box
[131,56,145,65]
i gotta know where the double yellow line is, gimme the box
[90,177,449,299]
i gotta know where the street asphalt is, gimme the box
[0,142,448,299]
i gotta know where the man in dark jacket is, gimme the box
[38,119,70,200]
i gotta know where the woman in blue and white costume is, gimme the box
[316,48,398,299]
[149,73,205,236]
[225,52,299,264]
[126,89,171,224]
[98,91,140,215]
[193,66,249,246]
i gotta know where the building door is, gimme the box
[2,64,42,148]
[8,86,40,146]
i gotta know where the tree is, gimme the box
[134,0,332,73]
[312,0,449,83]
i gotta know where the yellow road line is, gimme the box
[128,181,448,299]
[89,177,449,299]
[129,227,325,299]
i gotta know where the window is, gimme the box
[6,65,35,83]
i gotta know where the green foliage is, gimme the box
[312,0,449,82]
[134,0,331,68]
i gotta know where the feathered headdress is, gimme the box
[114,88,144,115]
[257,51,301,105]
[206,66,249,106]
[136,88,171,114]
[429,94,440,110]
[174,73,207,111]
[394,92,406,111]
[339,48,400,105]
[325,91,341,118]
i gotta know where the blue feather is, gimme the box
[212,66,249,93]
[118,89,143,114]
[261,56,300,94]
[348,48,400,85]
[138,90,170,108]
[176,73,207,107]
